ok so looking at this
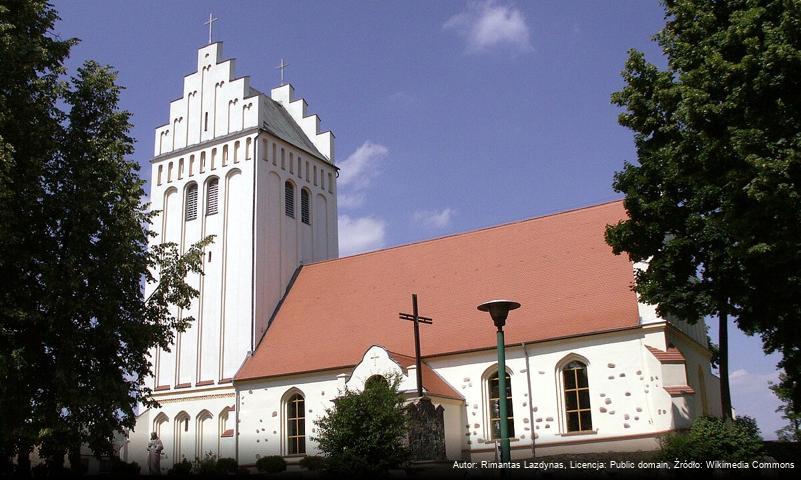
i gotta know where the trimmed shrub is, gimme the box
[299,455,326,471]
[216,457,238,475]
[256,455,287,474]
[660,416,763,462]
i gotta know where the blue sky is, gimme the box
[52,0,784,437]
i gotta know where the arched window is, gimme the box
[562,361,592,432]
[234,141,240,163]
[157,165,163,186]
[185,183,198,221]
[206,178,219,216]
[301,188,311,225]
[222,145,229,166]
[286,393,305,455]
[285,181,295,218]
[488,370,514,439]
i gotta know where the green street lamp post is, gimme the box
[477,299,521,466]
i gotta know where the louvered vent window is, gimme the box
[206,178,219,216]
[301,189,311,225]
[185,184,198,221]
[285,181,295,218]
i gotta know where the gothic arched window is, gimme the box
[185,183,198,221]
[206,178,219,216]
[301,188,311,225]
[285,181,295,218]
[286,393,305,455]
[488,370,514,439]
[562,360,592,432]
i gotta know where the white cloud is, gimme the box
[337,141,389,191]
[337,192,367,209]
[338,215,387,256]
[444,0,532,54]
[412,208,455,229]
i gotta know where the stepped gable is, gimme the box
[236,200,640,381]
[153,42,333,162]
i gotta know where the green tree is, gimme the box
[771,373,801,442]
[660,416,763,461]
[0,1,211,472]
[313,375,409,477]
[606,0,801,420]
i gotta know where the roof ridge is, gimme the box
[308,198,624,267]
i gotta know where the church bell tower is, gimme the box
[145,41,338,394]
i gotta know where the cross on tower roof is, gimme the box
[205,13,219,44]
[276,58,289,86]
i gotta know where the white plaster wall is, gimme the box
[127,387,236,474]
[147,133,255,389]
[427,329,676,458]
[236,371,348,466]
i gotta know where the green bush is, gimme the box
[255,455,287,474]
[216,457,238,475]
[313,374,409,476]
[299,455,326,471]
[167,458,192,476]
[660,416,763,462]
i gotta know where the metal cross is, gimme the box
[276,58,289,86]
[399,294,433,397]
[205,13,218,44]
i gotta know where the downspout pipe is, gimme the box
[522,342,536,458]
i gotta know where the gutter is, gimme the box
[522,342,536,458]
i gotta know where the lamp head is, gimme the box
[477,299,521,329]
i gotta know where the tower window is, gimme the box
[285,181,295,218]
[488,370,514,439]
[206,178,219,216]
[185,183,198,221]
[562,361,592,432]
[301,189,310,225]
[204,112,209,132]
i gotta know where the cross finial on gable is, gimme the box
[276,58,289,86]
[205,13,219,44]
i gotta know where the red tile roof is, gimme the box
[236,201,640,381]
[646,345,686,364]
[387,352,464,400]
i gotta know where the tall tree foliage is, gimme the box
[0,1,210,471]
[771,373,801,442]
[606,0,801,420]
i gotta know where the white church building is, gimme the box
[125,42,722,472]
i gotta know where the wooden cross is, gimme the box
[399,294,433,397]
[205,13,218,44]
[276,58,289,86]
